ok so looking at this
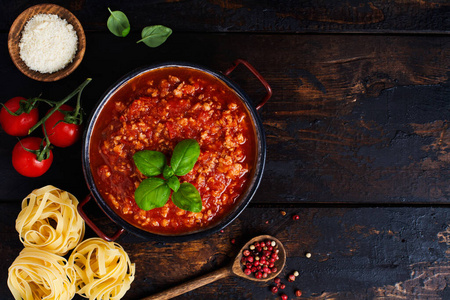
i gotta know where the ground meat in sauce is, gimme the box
[91,68,255,234]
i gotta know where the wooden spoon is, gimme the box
[141,235,286,300]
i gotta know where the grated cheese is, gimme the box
[19,13,78,74]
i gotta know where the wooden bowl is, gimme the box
[8,4,86,82]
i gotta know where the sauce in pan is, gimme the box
[90,67,256,234]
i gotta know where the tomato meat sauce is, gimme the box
[90,67,256,234]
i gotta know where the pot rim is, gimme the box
[82,61,266,241]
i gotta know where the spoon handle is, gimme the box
[141,266,232,300]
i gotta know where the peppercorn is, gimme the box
[305,252,312,258]
[288,274,296,282]
[281,294,288,300]
[241,238,281,278]
[293,214,300,220]
[274,277,281,284]
[280,283,286,290]
[295,289,302,297]
[294,271,299,277]
[271,286,278,294]
[280,210,287,216]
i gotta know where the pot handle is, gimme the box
[77,194,126,242]
[223,59,272,110]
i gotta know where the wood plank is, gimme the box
[0,33,448,204]
[1,202,449,299]
[1,0,449,34]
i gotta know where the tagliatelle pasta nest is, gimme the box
[68,238,135,300]
[7,247,76,300]
[15,185,85,256]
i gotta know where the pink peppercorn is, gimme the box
[281,294,288,300]
[271,286,278,293]
[295,289,302,297]
[244,268,251,275]
[293,214,300,220]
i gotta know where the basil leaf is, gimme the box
[171,139,200,176]
[134,177,170,211]
[107,8,130,37]
[167,176,180,192]
[172,182,202,212]
[137,25,172,48]
[163,165,174,179]
[133,150,166,177]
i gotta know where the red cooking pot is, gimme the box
[79,59,271,242]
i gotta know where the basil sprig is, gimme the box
[133,139,201,212]
[107,8,130,37]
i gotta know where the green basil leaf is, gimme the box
[163,165,174,179]
[166,176,180,192]
[133,150,166,177]
[172,182,202,212]
[171,139,200,176]
[134,177,170,211]
[107,8,130,37]
[137,25,172,48]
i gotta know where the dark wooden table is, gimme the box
[1,1,449,299]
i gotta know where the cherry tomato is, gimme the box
[42,104,81,148]
[12,137,53,177]
[0,97,39,136]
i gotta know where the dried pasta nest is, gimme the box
[69,238,135,300]
[15,185,85,256]
[7,247,76,300]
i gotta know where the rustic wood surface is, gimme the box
[0,0,449,299]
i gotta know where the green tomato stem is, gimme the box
[28,78,92,134]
